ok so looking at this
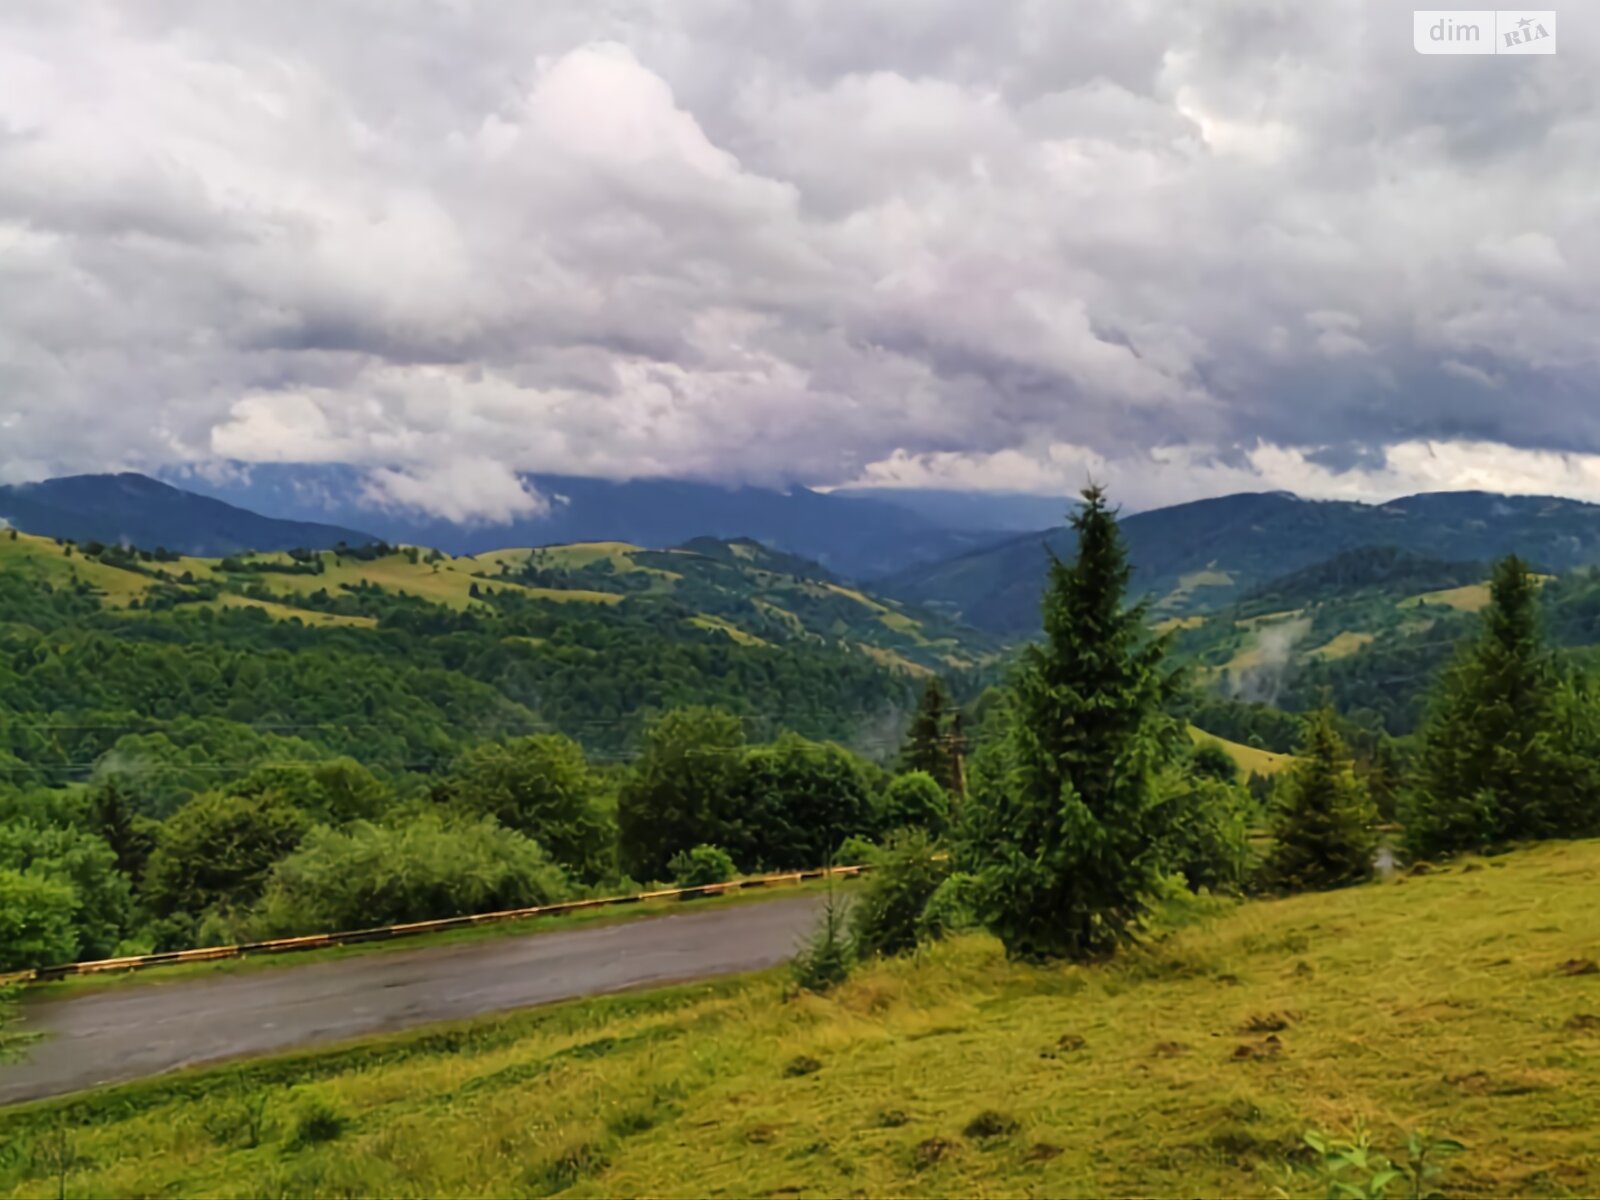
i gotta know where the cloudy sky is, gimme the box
[2,1,1597,518]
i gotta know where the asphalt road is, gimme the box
[0,894,824,1107]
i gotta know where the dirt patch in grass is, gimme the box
[911,1138,956,1170]
[962,1111,1019,1140]
[1231,1035,1284,1061]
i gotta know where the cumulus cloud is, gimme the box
[362,460,549,525]
[2,1,1599,518]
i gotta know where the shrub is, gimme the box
[143,790,310,917]
[1156,773,1256,894]
[251,812,569,935]
[850,828,950,959]
[735,734,877,869]
[879,771,950,838]
[445,736,613,882]
[1190,740,1239,783]
[916,871,982,942]
[0,868,79,971]
[833,835,881,867]
[668,844,736,888]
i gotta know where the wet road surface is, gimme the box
[0,894,823,1106]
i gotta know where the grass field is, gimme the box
[1305,630,1376,661]
[0,532,159,605]
[1189,726,1296,776]
[1408,583,1494,613]
[6,841,1597,1197]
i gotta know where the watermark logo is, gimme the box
[1414,10,1556,54]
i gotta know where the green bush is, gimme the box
[879,771,950,838]
[735,733,877,869]
[251,812,569,935]
[668,844,736,888]
[833,835,881,867]
[0,816,132,960]
[1156,773,1256,894]
[916,871,982,942]
[445,735,614,882]
[143,790,311,917]
[0,867,78,971]
[850,828,950,959]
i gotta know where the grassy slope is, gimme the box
[1189,726,1295,776]
[6,842,1599,1197]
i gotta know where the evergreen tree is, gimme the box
[1404,556,1592,856]
[899,677,955,792]
[87,778,156,883]
[964,485,1180,961]
[1267,708,1377,892]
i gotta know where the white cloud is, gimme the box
[362,460,549,525]
[851,439,1600,512]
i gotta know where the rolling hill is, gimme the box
[882,490,1600,635]
[0,474,376,557]
[0,526,997,679]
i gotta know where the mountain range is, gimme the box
[157,464,1004,580]
[880,490,1600,635]
[12,470,1600,643]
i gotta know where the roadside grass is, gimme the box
[4,841,1599,1197]
[23,878,847,1002]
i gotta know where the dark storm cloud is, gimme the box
[2,0,1599,516]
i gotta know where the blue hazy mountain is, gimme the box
[829,487,1076,531]
[0,473,377,556]
[157,463,1006,580]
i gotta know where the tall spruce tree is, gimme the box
[1267,708,1377,892]
[966,485,1179,961]
[87,779,155,884]
[899,677,956,792]
[1404,555,1590,856]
